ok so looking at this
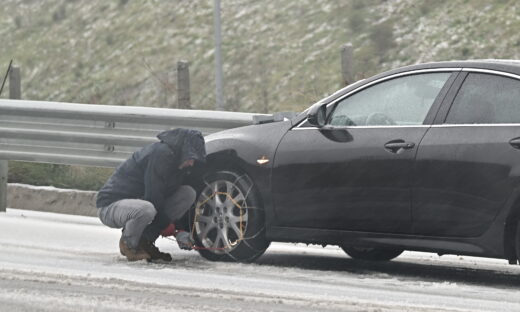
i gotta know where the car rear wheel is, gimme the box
[341,246,403,261]
[192,170,269,262]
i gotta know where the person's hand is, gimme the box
[160,223,176,237]
[176,231,194,250]
[178,159,195,169]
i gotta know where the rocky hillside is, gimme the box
[1,0,519,114]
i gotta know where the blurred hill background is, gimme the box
[2,0,519,189]
[2,0,519,113]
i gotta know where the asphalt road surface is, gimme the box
[1,209,520,312]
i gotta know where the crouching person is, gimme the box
[96,128,206,262]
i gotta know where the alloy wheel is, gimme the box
[195,179,249,254]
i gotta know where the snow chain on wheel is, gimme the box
[191,170,270,262]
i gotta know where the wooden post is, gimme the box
[9,66,21,100]
[341,43,354,86]
[177,61,191,109]
[1,66,20,212]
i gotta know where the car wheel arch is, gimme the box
[206,149,243,172]
[203,149,267,208]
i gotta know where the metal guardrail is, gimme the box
[0,99,264,212]
[0,99,261,167]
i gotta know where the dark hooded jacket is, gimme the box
[96,128,206,212]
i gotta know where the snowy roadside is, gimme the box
[1,209,520,312]
[6,184,97,217]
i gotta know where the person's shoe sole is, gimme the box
[120,238,151,261]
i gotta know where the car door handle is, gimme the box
[509,138,520,149]
[384,140,415,153]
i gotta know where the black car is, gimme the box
[189,60,520,264]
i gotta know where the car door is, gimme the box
[271,71,455,233]
[413,71,520,237]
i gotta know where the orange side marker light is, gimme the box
[257,156,269,165]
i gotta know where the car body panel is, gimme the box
[203,120,293,227]
[413,126,520,236]
[271,126,426,233]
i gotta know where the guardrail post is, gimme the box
[177,60,191,109]
[9,66,21,100]
[341,43,354,86]
[0,161,7,212]
[104,121,116,152]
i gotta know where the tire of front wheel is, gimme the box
[192,170,270,263]
[341,246,404,261]
[515,221,520,261]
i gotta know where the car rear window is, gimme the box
[445,73,520,124]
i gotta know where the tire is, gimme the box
[515,221,520,261]
[341,246,403,261]
[191,170,269,262]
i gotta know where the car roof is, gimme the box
[316,59,520,107]
[391,59,520,74]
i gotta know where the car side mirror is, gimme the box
[307,104,327,128]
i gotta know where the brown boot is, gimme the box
[139,239,172,262]
[119,238,151,262]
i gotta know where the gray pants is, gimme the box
[98,185,196,249]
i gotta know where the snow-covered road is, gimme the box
[1,209,520,312]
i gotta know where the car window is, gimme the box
[328,73,451,126]
[445,73,520,124]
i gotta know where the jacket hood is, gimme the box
[157,128,206,164]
